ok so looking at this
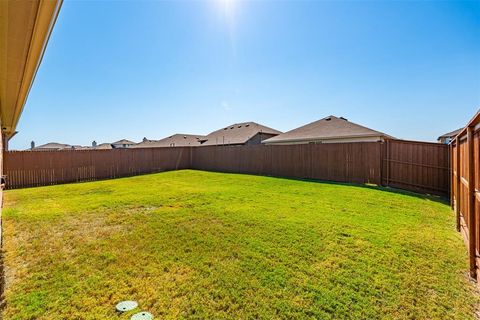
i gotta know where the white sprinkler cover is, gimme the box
[131,311,154,320]
[116,300,138,312]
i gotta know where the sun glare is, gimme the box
[218,0,236,18]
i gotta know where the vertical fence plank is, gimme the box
[456,137,461,231]
[450,110,480,281]
[467,127,477,279]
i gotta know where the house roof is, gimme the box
[33,142,72,150]
[93,143,113,150]
[200,122,282,146]
[438,128,462,140]
[131,134,205,148]
[263,116,393,144]
[111,139,135,145]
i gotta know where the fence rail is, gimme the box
[451,110,480,281]
[3,140,450,198]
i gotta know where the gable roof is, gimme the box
[263,116,393,144]
[93,143,113,150]
[131,134,205,148]
[111,139,135,145]
[438,128,462,140]
[33,142,72,150]
[200,122,282,146]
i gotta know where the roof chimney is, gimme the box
[143,137,148,142]
[30,141,35,149]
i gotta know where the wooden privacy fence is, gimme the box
[451,110,480,280]
[383,139,450,196]
[3,147,191,188]
[192,140,449,196]
[192,143,383,185]
[4,139,450,197]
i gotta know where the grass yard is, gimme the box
[1,170,478,319]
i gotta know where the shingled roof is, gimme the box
[93,143,113,150]
[32,142,73,151]
[263,116,393,144]
[111,139,135,145]
[438,128,462,140]
[200,122,282,146]
[131,134,206,148]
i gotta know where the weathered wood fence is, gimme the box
[4,139,449,197]
[451,110,480,280]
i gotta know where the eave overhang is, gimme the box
[0,0,62,138]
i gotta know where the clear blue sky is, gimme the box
[11,0,480,149]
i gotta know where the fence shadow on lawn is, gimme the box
[270,175,449,205]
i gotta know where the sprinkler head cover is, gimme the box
[115,300,138,312]
[131,311,154,320]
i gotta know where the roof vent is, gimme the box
[183,136,187,139]
[224,128,228,130]
[245,124,250,127]
[340,117,348,121]
[230,127,234,129]
[325,117,332,121]
[238,125,242,128]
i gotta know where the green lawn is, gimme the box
[1,170,477,319]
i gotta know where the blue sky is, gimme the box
[11,0,480,149]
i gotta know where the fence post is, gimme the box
[467,127,477,279]
[450,143,453,209]
[189,146,193,168]
[379,142,383,186]
[455,137,461,232]
[385,140,390,187]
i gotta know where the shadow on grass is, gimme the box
[230,172,450,205]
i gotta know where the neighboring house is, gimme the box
[93,143,114,150]
[29,140,131,151]
[131,134,206,148]
[111,139,136,148]
[263,116,393,145]
[30,142,74,151]
[438,128,462,144]
[200,122,282,146]
[88,140,113,150]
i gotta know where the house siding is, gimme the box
[264,135,386,145]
